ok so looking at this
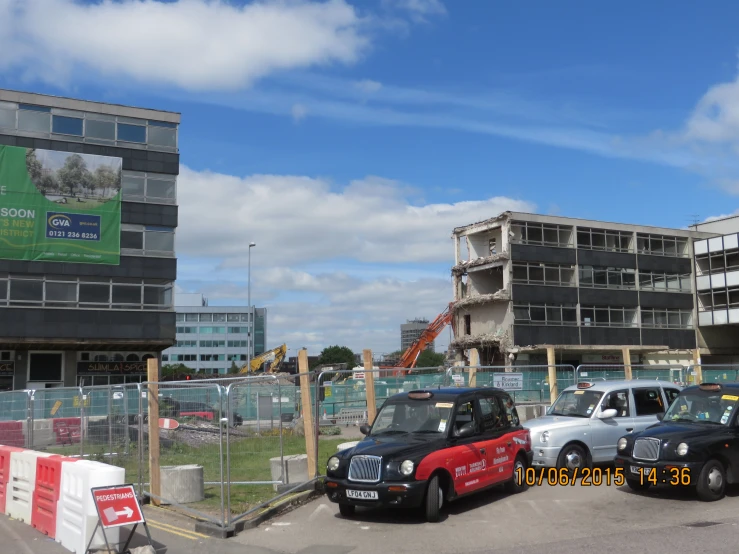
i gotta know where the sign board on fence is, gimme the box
[91,485,145,528]
[159,418,179,430]
[50,400,63,416]
[353,372,365,380]
[492,373,523,390]
[451,374,464,386]
[324,384,332,398]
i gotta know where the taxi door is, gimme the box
[590,388,635,463]
[476,393,515,484]
[448,397,488,494]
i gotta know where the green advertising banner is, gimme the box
[0,145,121,265]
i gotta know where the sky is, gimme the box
[2,0,739,357]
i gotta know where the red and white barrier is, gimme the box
[0,445,23,513]
[6,450,54,523]
[32,455,78,538]
[55,459,125,553]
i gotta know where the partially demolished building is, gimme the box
[450,211,739,367]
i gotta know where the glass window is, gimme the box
[601,390,630,417]
[9,279,43,302]
[146,178,176,199]
[213,314,227,322]
[199,313,213,322]
[52,115,83,136]
[148,126,177,148]
[664,388,681,405]
[227,314,240,322]
[529,307,545,322]
[240,314,250,322]
[633,388,665,416]
[500,394,519,426]
[121,230,144,249]
[0,279,6,300]
[529,265,544,282]
[112,285,141,304]
[478,396,503,431]
[176,313,185,322]
[562,306,577,323]
[144,286,171,306]
[122,174,145,198]
[46,281,77,302]
[0,107,15,129]
[544,266,560,283]
[19,104,50,113]
[80,283,109,304]
[86,119,116,140]
[512,264,527,282]
[145,229,174,252]
[18,110,50,133]
[118,123,146,143]
[546,306,562,323]
[185,313,198,322]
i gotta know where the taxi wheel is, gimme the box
[696,459,726,502]
[505,455,529,494]
[339,503,356,517]
[556,444,589,475]
[424,474,443,523]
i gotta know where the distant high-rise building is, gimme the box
[400,318,434,353]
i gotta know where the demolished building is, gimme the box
[450,211,739,367]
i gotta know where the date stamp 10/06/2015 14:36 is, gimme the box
[515,467,693,487]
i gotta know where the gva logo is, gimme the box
[48,214,72,229]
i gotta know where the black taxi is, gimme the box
[615,382,739,501]
[324,388,532,522]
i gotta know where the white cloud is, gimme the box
[382,0,447,22]
[176,166,534,267]
[291,103,308,123]
[0,0,370,90]
[684,76,739,143]
[354,79,383,94]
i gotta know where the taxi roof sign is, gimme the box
[408,390,434,400]
[699,383,722,392]
[576,382,594,389]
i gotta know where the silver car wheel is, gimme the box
[707,467,723,492]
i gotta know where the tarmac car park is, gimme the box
[615,382,739,501]
[523,380,681,471]
[324,387,532,522]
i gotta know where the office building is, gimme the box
[162,293,267,374]
[0,89,179,390]
[450,211,739,367]
[401,318,434,352]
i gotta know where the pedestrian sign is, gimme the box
[87,484,152,553]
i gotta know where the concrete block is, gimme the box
[159,465,204,505]
[270,454,309,492]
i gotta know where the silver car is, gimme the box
[523,380,681,470]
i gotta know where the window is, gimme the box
[121,230,144,249]
[577,228,633,252]
[601,390,630,417]
[213,314,227,322]
[185,313,198,322]
[240,313,251,322]
[162,355,169,362]
[639,271,691,292]
[86,118,116,140]
[580,306,637,327]
[200,340,225,348]
[512,262,575,286]
[510,221,573,247]
[636,233,688,257]
[513,304,577,325]
[640,309,693,329]
[121,172,177,204]
[664,388,680,405]
[176,326,197,333]
[201,354,225,361]
[0,102,15,129]
[112,285,141,306]
[227,354,247,362]
[118,123,146,143]
[79,283,109,304]
[52,115,83,136]
[9,278,43,303]
[579,266,636,289]
[453,400,478,435]
[478,396,503,431]
[147,123,177,148]
[175,340,197,348]
[227,314,240,322]
[18,108,51,133]
[633,388,665,416]
[500,394,519,426]
[176,314,185,322]
[199,313,213,322]
[120,226,175,256]
[228,340,248,348]
[45,281,76,303]
[228,326,249,334]
[199,326,226,334]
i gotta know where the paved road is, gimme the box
[3,481,739,553]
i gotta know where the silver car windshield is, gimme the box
[549,390,604,418]
[370,400,455,436]
[664,391,739,425]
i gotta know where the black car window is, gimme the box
[601,390,630,417]
[664,388,680,405]
[500,393,519,426]
[633,388,664,416]
[453,400,479,435]
[478,396,503,431]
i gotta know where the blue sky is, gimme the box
[2,0,739,355]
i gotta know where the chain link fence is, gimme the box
[575,364,688,385]
[691,364,739,384]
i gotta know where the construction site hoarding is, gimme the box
[0,145,121,264]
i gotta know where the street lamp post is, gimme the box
[247,242,256,373]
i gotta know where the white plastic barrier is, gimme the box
[55,460,125,553]
[31,420,55,449]
[6,450,54,522]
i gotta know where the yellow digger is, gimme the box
[238,344,287,375]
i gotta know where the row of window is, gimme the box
[173,340,250,348]
[163,354,248,362]
[0,276,172,310]
[695,250,739,275]
[512,262,692,292]
[698,288,739,311]
[175,326,250,335]
[512,303,693,328]
[122,172,176,205]
[78,352,156,362]
[121,225,175,257]
[509,221,690,257]
[0,102,178,151]
[175,313,253,323]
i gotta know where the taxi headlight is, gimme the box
[617,438,628,451]
[400,460,415,476]
[676,443,689,457]
[540,431,550,444]
[327,456,340,471]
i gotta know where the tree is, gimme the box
[228,361,240,375]
[161,363,195,380]
[94,165,119,199]
[415,349,446,368]
[316,345,356,370]
[57,154,91,198]
[26,149,43,182]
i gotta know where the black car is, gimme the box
[615,382,739,501]
[324,388,533,522]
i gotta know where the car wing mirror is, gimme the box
[656,413,664,421]
[598,408,618,419]
[359,424,371,436]
[454,421,476,439]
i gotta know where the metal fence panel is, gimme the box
[692,364,739,383]
[576,364,687,385]
[445,365,576,403]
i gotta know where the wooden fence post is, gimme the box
[363,349,377,424]
[546,347,558,404]
[622,347,633,380]
[468,348,479,387]
[147,357,161,506]
[298,349,317,479]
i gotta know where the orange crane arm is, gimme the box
[397,302,454,369]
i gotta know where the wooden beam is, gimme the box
[622,347,633,380]
[363,349,377,424]
[546,347,558,404]
[468,348,479,387]
[298,350,317,479]
[147,357,161,506]
[692,349,703,385]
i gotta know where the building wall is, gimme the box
[400,321,434,352]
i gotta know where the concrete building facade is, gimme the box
[0,89,179,390]
[401,318,434,352]
[162,293,267,375]
[450,211,738,367]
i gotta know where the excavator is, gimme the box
[238,344,287,375]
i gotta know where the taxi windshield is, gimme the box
[549,390,604,418]
[370,399,454,436]
[664,390,739,425]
